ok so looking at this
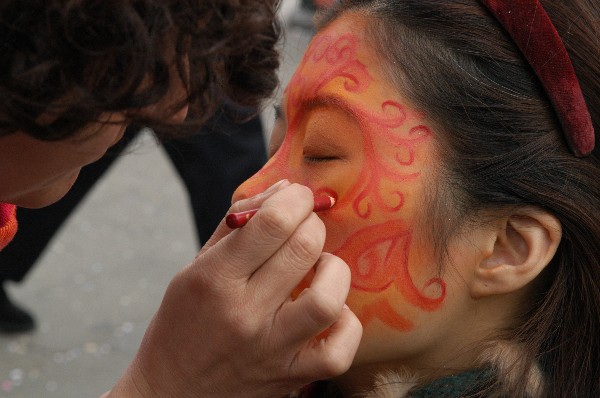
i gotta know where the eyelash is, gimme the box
[303,155,339,163]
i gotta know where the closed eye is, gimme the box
[303,141,344,164]
[303,154,341,163]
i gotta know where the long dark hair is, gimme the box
[0,0,281,140]
[322,0,600,396]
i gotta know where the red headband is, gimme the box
[482,0,595,157]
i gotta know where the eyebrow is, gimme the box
[302,95,364,124]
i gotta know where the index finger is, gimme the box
[198,183,319,281]
[199,179,290,253]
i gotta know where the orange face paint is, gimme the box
[233,16,445,333]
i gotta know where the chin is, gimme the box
[15,191,69,209]
[13,173,79,209]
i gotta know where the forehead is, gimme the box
[284,12,401,117]
[317,11,373,53]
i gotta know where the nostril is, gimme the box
[231,185,263,204]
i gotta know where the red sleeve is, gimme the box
[0,203,18,251]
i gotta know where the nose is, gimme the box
[231,168,280,204]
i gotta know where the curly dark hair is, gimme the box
[0,0,281,140]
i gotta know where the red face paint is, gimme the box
[233,16,446,333]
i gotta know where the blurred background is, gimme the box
[0,1,319,396]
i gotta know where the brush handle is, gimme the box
[226,196,335,229]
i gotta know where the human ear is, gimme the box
[470,209,562,298]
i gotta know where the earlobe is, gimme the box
[470,209,562,298]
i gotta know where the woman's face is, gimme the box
[0,54,189,209]
[234,13,480,367]
[0,114,128,208]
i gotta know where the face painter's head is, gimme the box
[234,0,599,375]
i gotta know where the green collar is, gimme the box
[408,368,493,398]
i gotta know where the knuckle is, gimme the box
[193,251,238,290]
[286,223,325,267]
[303,289,342,328]
[226,310,262,340]
[171,265,209,295]
[258,206,296,238]
[249,184,318,239]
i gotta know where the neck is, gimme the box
[333,346,482,397]
[333,292,529,396]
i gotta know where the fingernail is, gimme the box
[263,179,289,195]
